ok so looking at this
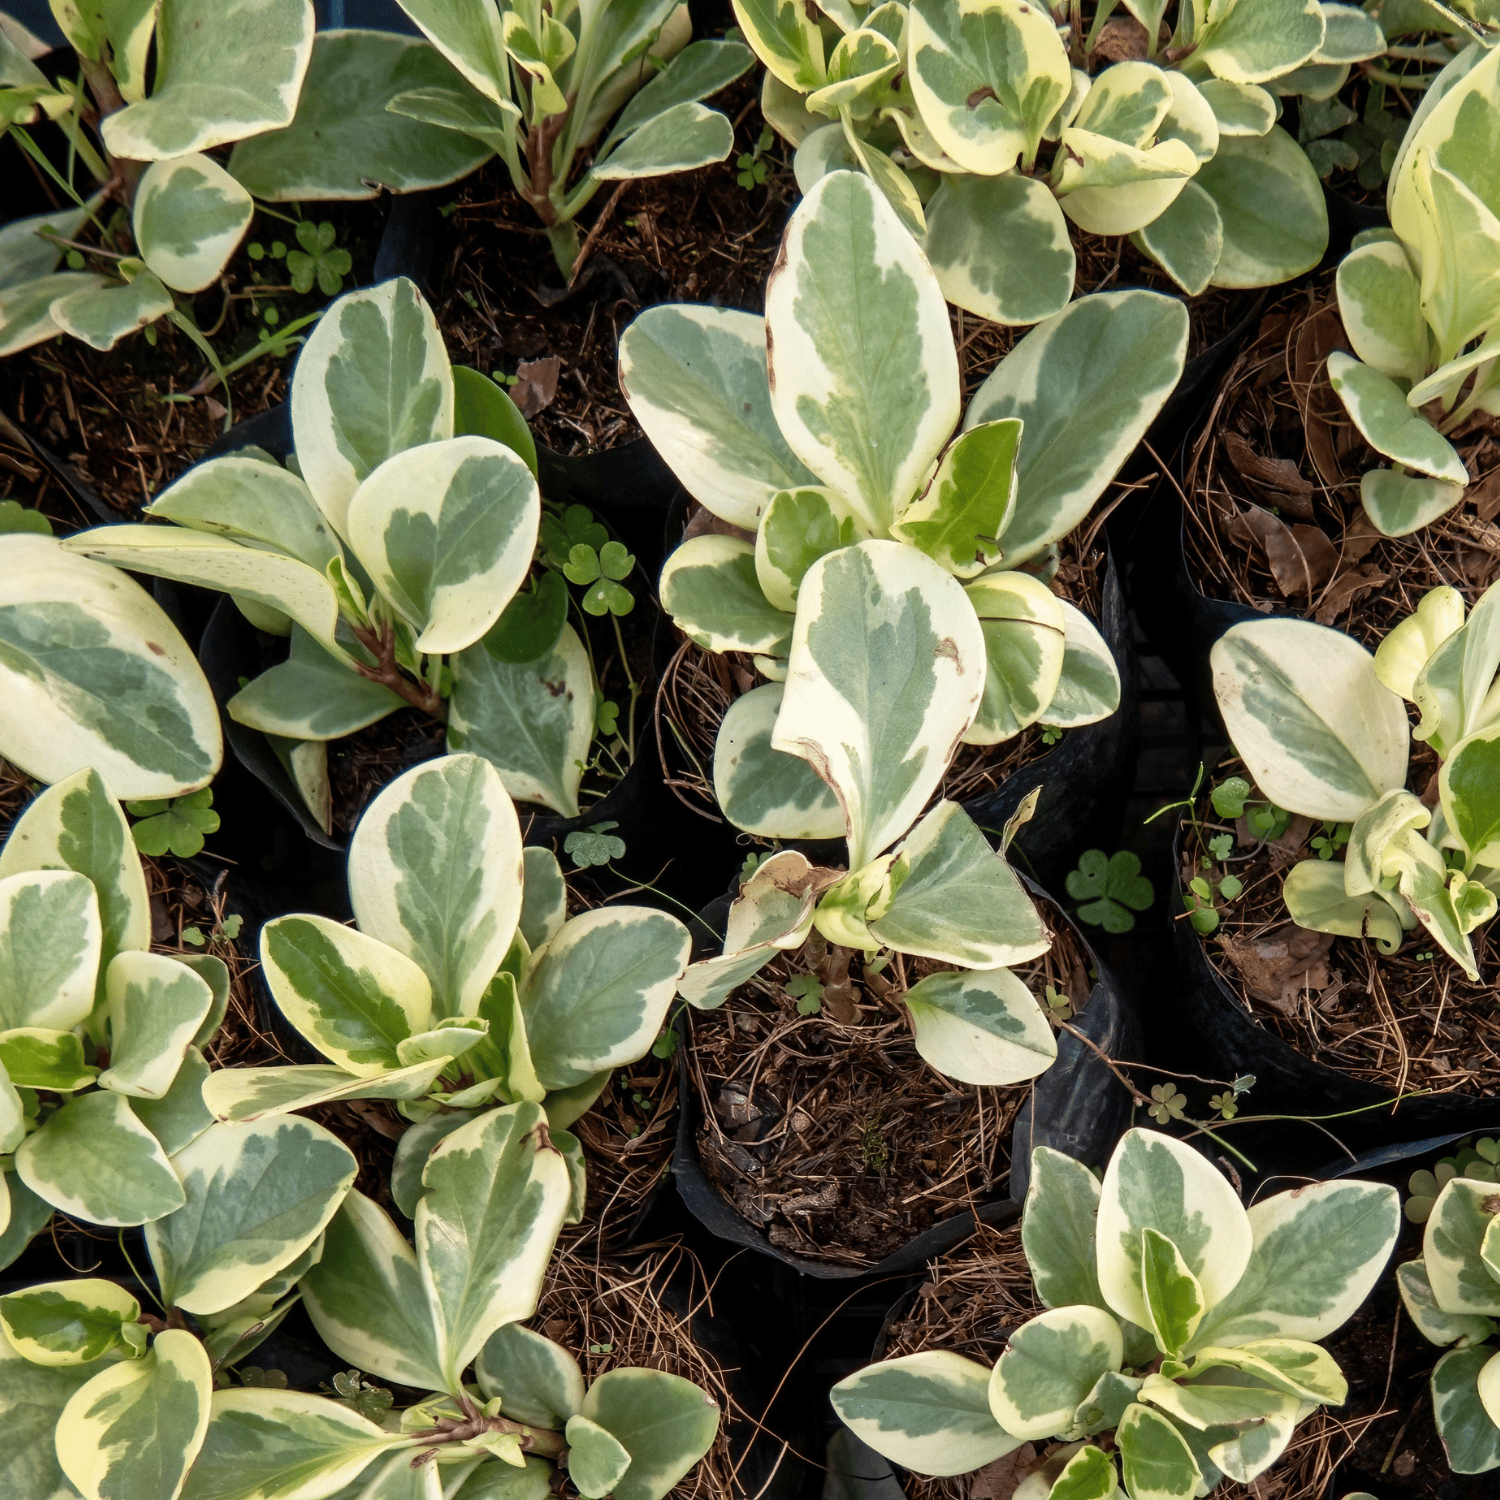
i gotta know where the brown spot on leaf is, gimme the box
[966,86,997,109]
[145,641,166,656]
[934,636,960,663]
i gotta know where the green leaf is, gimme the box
[1327,352,1468,483]
[1282,858,1407,955]
[453,365,537,476]
[133,152,253,295]
[447,625,594,818]
[987,1305,1124,1441]
[774,541,986,868]
[765,171,958,535]
[484,571,568,664]
[1096,1128,1252,1333]
[300,1190,446,1392]
[0,1278,140,1366]
[1140,1227,1207,1354]
[48,267,173,351]
[711,681,847,842]
[730,0,824,92]
[100,950,215,1099]
[348,754,522,1020]
[892,420,1020,579]
[16,1088,184,1227]
[755,486,862,614]
[416,1102,573,1391]
[521,908,690,1089]
[903,966,1057,1086]
[1210,616,1410,821]
[232,32,493,200]
[618,304,816,532]
[290,277,453,541]
[1442,724,1500,866]
[228,628,403,743]
[1197,128,1328,288]
[1022,1147,1107,1313]
[146,1116,355,1317]
[1137,180,1225,297]
[57,1328,211,1500]
[659,536,791,656]
[923,171,1075,325]
[1335,238,1429,385]
[259,914,433,1077]
[179,1388,400,1500]
[130,1046,214,1156]
[832,1351,1022,1477]
[865,799,1050,967]
[965,290,1188,566]
[582,1369,721,1500]
[591,100,734,182]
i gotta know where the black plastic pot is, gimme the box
[672,882,1141,1279]
[1167,816,1499,1174]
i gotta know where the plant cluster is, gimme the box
[833,1127,1400,1499]
[1210,575,1500,979]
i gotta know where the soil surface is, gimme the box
[657,529,1109,829]
[1180,766,1500,1100]
[1183,281,1500,648]
[688,905,1095,1267]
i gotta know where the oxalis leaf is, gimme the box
[1065,849,1154,933]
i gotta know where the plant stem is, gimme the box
[609,609,639,761]
[351,619,447,719]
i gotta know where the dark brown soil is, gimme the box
[1180,766,1500,1099]
[657,528,1109,828]
[687,904,1095,1268]
[1183,281,1500,648]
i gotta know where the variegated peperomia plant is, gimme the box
[1330,37,1500,537]
[0,769,235,1262]
[1210,576,1500,980]
[203,754,691,1167]
[0,533,222,799]
[0,1103,718,1500]
[735,0,1369,322]
[1397,1165,1500,1474]
[370,0,753,276]
[65,276,638,828]
[625,169,1184,863]
[676,801,1066,1088]
[832,1129,1400,1499]
[0,0,315,357]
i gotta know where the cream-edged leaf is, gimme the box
[134,153,253,294]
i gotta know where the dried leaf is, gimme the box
[1233,504,1312,597]
[1315,562,1389,624]
[512,355,561,417]
[969,1444,1040,1499]
[1340,513,1383,564]
[1292,304,1351,489]
[1089,16,1149,61]
[1292,524,1339,591]
[1223,431,1316,520]
[682,504,755,545]
[1470,465,1500,525]
[1217,922,1334,1012]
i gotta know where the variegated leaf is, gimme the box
[617,305,815,531]
[1335,238,1429,385]
[891,420,1020,580]
[1211,617,1410,821]
[49,269,173,351]
[1361,469,1467,538]
[1422,1177,1500,1317]
[1194,0,1326,84]
[903,966,1057,1086]
[907,0,1070,174]
[1096,1129,1252,1332]
[521,908,690,1088]
[133,153,253,294]
[730,0,825,92]
[446,626,594,818]
[712,681,847,841]
[1191,1179,1399,1346]
[1328,352,1469,483]
[988,1305,1124,1442]
[964,572,1067,744]
[765,171,959,535]
[0,869,100,1031]
[923,172,1075,326]
[16,1089,185,1226]
[1043,600,1122,729]
[229,628,403,741]
[0,1278,140,1366]
[1116,1403,1202,1500]
[290,278,454,539]
[300,1190,446,1391]
[773,541,986,868]
[519,847,567,951]
[179,1389,400,1500]
[831,1352,1022,1477]
[965,291,1188,566]
[756,487,864,613]
[229,32,495,200]
[200,1059,447,1124]
[147,1117,355,1316]
[475,1322,585,1428]
[1137,180,1224,297]
[100,0,312,159]
[260,915,433,1077]
[0,535,221,798]
[349,754,522,1019]
[0,1029,95,1092]
[866,799,1050,966]
[1023,1147,1107,1312]
[56,1328,210,1500]
[345,436,539,655]
[417,1102,573,1391]
[130,1047,214,1156]
[99,951,214,1099]
[0,271,112,359]
[1398,1258,1497,1348]
[660,537,792,656]
[1432,1345,1500,1475]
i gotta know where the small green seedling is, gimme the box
[1146,1083,1187,1124]
[285,219,352,297]
[1066,849,1153,934]
[785,973,823,1016]
[564,820,627,869]
[127,787,219,857]
[736,124,773,190]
